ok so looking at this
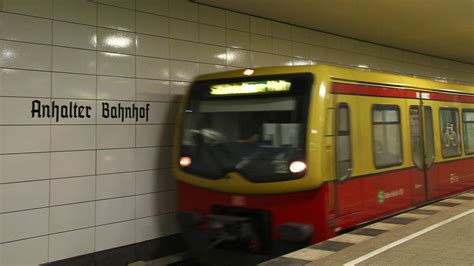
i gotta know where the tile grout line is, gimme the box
[92,0,99,255]
[47,2,54,262]
[133,0,138,241]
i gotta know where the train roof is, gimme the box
[195,64,474,96]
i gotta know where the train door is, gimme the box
[334,102,363,218]
[421,104,437,200]
[409,100,436,205]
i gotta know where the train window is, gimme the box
[180,73,313,182]
[424,107,435,166]
[336,103,352,180]
[439,108,461,158]
[372,105,403,168]
[462,109,474,154]
[409,106,423,169]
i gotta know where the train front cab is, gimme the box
[173,65,474,265]
[173,66,333,265]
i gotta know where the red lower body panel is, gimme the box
[178,157,473,245]
[336,168,413,229]
[428,158,474,199]
[178,181,335,243]
[336,157,474,230]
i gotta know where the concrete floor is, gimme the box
[357,213,474,266]
[262,191,474,266]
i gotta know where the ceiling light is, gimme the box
[243,69,254,76]
[105,35,132,48]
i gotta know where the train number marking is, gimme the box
[449,173,459,183]
[378,189,404,204]
[416,92,431,99]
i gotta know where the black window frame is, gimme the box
[371,104,404,169]
[462,108,474,155]
[439,107,461,158]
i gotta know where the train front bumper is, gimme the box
[176,209,314,266]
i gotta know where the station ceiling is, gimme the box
[196,0,474,64]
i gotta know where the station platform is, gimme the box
[261,190,474,266]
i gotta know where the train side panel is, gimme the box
[331,81,474,231]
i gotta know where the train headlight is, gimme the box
[289,161,306,173]
[180,156,192,167]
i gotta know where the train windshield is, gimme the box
[179,73,313,182]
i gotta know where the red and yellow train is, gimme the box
[173,65,474,264]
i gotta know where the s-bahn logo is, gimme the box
[377,189,404,204]
[377,190,385,204]
[443,122,458,148]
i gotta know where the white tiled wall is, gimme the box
[0,0,473,265]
